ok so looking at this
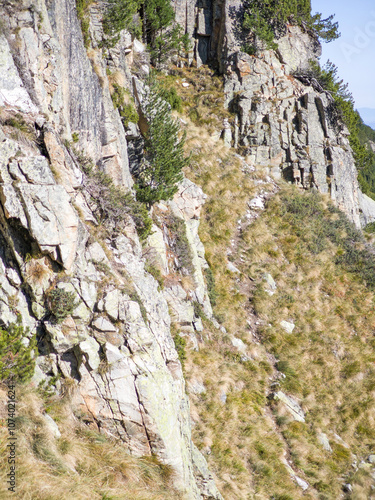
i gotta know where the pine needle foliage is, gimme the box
[0,319,37,384]
[243,0,339,52]
[135,79,189,206]
[102,0,188,64]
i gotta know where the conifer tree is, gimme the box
[135,80,189,206]
[243,0,339,51]
[103,0,185,64]
[0,320,37,384]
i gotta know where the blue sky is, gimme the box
[312,0,375,110]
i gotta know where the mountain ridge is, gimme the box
[1,1,375,498]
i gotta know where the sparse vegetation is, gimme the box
[111,83,139,127]
[76,0,93,48]
[73,149,152,239]
[0,108,37,147]
[170,324,186,367]
[0,386,180,499]
[166,215,194,275]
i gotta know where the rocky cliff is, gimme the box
[0,1,222,498]
[172,0,375,227]
[2,0,375,499]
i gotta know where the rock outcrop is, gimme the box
[0,2,222,498]
[172,0,371,227]
[2,0,375,498]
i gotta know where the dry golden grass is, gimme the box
[166,67,375,498]
[0,385,180,500]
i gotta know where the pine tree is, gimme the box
[0,320,37,384]
[103,0,186,64]
[103,0,142,41]
[135,80,189,206]
[243,0,339,52]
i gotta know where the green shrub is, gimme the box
[144,263,164,289]
[171,325,186,367]
[167,215,194,274]
[0,319,37,384]
[74,149,152,240]
[364,221,375,233]
[159,86,182,112]
[46,288,78,323]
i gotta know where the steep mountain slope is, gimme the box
[1,1,375,499]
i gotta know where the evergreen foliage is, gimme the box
[103,0,188,64]
[0,319,37,384]
[243,0,339,51]
[135,79,189,206]
[46,288,78,324]
[356,118,375,199]
[76,0,93,48]
[103,0,141,42]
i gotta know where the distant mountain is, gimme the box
[357,108,375,129]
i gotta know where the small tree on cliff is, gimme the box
[243,0,340,51]
[103,0,187,64]
[135,80,189,206]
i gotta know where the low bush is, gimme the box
[46,288,78,323]
[73,149,152,240]
[166,215,194,275]
[76,0,93,48]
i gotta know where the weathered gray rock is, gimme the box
[92,316,117,333]
[86,242,109,264]
[264,273,277,295]
[274,391,305,422]
[359,191,375,227]
[146,224,169,274]
[0,35,39,114]
[78,338,101,371]
[295,475,309,491]
[43,414,61,439]
[189,379,206,395]
[280,321,295,334]
[227,261,241,274]
[192,444,224,499]
[318,432,332,452]
[231,337,247,352]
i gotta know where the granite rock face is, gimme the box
[223,43,362,227]
[0,3,222,498]
[172,0,365,227]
